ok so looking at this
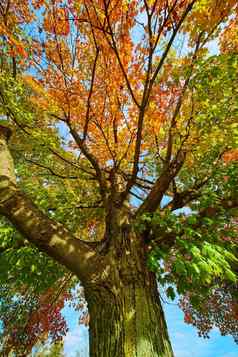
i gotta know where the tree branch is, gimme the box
[137,149,186,215]
[66,121,108,202]
[102,0,140,108]
[24,158,81,180]
[117,0,196,207]
[0,125,103,283]
[48,147,96,178]
[148,0,196,94]
[83,47,100,141]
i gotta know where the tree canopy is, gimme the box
[0,0,238,355]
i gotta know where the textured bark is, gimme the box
[0,181,99,280]
[85,228,174,357]
[86,271,173,357]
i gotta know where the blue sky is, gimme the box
[62,296,238,357]
[165,303,237,357]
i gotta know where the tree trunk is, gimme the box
[84,227,174,357]
[85,272,173,357]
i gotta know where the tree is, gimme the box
[0,0,238,356]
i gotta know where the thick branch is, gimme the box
[165,177,211,211]
[137,150,186,215]
[0,126,102,283]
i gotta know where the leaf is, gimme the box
[166,286,176,301]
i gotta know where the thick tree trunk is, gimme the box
[84,227,174,357]
[85,272,173,357]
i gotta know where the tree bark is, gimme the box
[85,270,173,357]
[84,227,174,357]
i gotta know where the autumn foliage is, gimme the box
[0,0,238,355]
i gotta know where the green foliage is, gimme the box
[0,71,33,126]
[143,85,238,304]
[142,202,237,300]
[0,217,65,294]
[191,55,238,141]
[33,341,65,357]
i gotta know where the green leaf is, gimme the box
[166,286,176,300]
